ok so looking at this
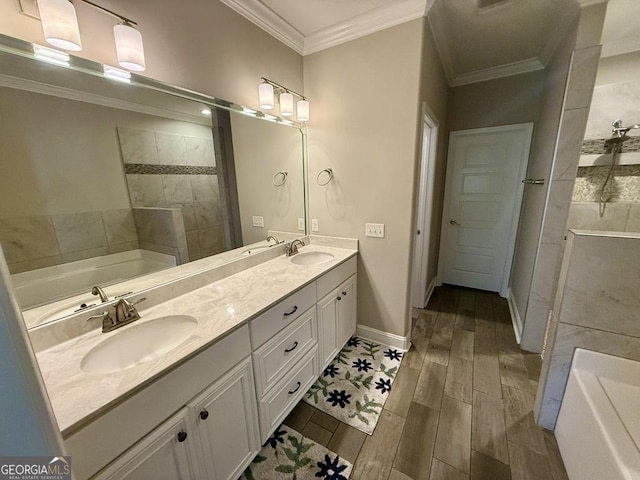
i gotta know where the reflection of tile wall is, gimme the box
[0,209,138,274]
[132,207,188,264]
[118,127,225,261]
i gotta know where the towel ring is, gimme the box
[316,168,333,186]
[272,171,288,187]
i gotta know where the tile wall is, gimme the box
[0,209,138,274]
[117,127,225,261]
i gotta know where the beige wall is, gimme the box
[231,113,305,245]
[304,19,449,337]
[447,71,545,132]
[0,0,303,109]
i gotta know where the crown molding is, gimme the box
[218,0,305,54]
[450,57,545,87]
[426,4,455,85]
[602,36,640,58]
[303,0,427,55]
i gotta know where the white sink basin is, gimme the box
[290,251,335,265]
[81,315,198,374]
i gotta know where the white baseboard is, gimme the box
[507,289,523,344]
[356,324,411,351]
[424,277,436,308]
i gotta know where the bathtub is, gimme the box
[556,349,640,480]
[12,249,176,311]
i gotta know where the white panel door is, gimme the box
[440,124,532,293]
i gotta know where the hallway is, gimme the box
[284,286,569,480]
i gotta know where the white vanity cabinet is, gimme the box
[316,257,357,370]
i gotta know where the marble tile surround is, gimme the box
[535,231,640,429]
[0,209,138,274]
[118,127,223,262]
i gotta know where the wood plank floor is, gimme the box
[283,285,569,480]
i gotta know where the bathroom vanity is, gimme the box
[32,241,357,479]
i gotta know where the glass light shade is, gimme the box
[280,92,294,117]
[38,0,82,51]
[114,23,146,71]
[297,99,310,122]
[259,83,274,110]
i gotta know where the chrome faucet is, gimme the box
[87,297,146,333]
[266,235,280,245]
[91,285,109,303]
[286,239,305,256]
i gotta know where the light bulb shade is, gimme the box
[280,92,294,117]
[297,99,310,122]
[259,83,274,110]
[114,23,146,71]
[38,0,82,51]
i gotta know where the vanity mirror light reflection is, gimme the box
[0,35,306,329]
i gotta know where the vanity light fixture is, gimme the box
[33,43,70,66]
[103,65,131,83]
[259,77,309,122]
[30,0,146,71]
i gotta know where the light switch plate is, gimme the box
[312,219,319,232]
[298,218,305,231]
[365,223,385,238]
[252,216,264,228]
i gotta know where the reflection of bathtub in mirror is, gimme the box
[15,249,176,329]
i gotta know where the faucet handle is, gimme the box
[130,297,147,307]
[87,311,115,332]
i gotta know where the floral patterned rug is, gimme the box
[303,336,404,435]
[240,425,352,480]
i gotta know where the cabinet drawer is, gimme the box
[250,282,316,348]
[258,347,318,442]
[253,307,317,397]
[316,256,357,299]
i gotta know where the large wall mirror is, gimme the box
[0,35,307,329]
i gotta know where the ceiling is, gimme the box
[220,0,636,86]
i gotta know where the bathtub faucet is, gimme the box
[91,285,109,303]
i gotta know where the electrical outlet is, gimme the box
[297,218,305,231]
[312,219,319,232]
[365,223,385,238]
[252,216,264,228]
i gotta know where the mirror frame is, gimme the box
[0,33,310,328]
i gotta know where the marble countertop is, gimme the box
[35,244,357,435]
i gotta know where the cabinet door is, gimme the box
[93,409,200,480]
[188,358,260,480]
[316,290,339,370]
[336,275,357,349]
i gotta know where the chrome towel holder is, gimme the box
[272,170,288,186]
[316,168,333,186]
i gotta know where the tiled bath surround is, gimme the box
[117,127,226,261]
[0,209,138,274]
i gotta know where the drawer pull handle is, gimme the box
[337,296,342,301]
[200,410,209,420]
[288,381,301,395]
[284,341,299,353]
[342,291,347,296]
[283,305,298,317]
[177,431,188,443]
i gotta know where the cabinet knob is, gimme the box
[200,410,209,420]
[177,431,188,443]
[337,296,342,301]
[342,291,347,296]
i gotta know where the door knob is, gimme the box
[449,220,461,226]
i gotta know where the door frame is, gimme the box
[411,103,439,309]
[436,123,533,297]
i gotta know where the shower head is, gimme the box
[612,122,640,138]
